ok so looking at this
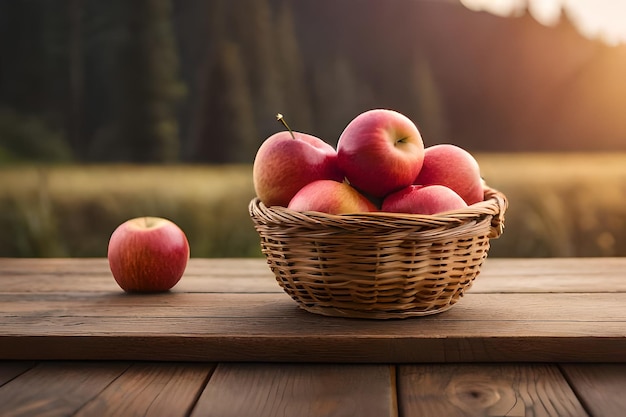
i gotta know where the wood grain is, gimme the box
[2,257,625,293]
[397,364,588,417]
[0,258,624,362]
[0,362,129,417]
[1,291,624,323]
[0,362,35,386]
[0,258,625,416]
[191,363,396,417]
[1,292,624,362]
[0,258,278,293]
[560,364,626,417]
[475,258,626,293]
[74,362,214,417]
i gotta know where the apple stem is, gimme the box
[276,113,295,140]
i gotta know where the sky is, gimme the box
[461,0,626,45]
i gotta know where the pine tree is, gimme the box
[229,0,282,139]
[117,0,186,162]
[198,40,257,163]
[177,0,220,161]
[68,0,85,159]
[310,55,375,146]
[410,55,449,146]
[274,0,312,134]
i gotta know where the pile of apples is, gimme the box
[253,109,485,216]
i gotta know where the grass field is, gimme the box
[1,153,626,258]
[0,165,258,258]
[477,153,626,257]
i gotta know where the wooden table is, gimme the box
[0,257,625,416]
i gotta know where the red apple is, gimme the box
[287,180,378,215]
[382,184,467,215]
[107,217,190,292]
[337,109,425,198]
[253,131,344,207]
[414,144,484,205]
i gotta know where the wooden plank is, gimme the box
[0,292,624,362]
[74,362,214,417]
[0,361,129,417]
[1,291,624,322]
[480,257,626,278]
[191,363,395,417]
[0,257,272,280]
[398,364,588,417]
[0,257,266,277]
[474,258,626,293]
[0,258,278,293]
[0,258,624,362]
[560,364,626,417]
[1,257,625,294]
[1,333,624,363]
[0,362,36,386]
[1,292,624,326]
[0,273,279,294]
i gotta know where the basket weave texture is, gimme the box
[249,186,508,319]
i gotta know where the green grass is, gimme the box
[0,164,259,258]
[1,154,625,258]
[477,153,626,257]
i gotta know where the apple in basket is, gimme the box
[107,217,190,292]
[382,184,468,215]
[288,179,378,215]
[253,114,344,207]
[414,144,484,205]
[337,109,425,198]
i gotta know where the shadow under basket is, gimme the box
[249,186,508,319]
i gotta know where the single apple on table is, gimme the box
[337,109,425,198]
[253,115,344,207]
[287,179,378,215]
[382,184,468,215]
[107,217,190,292]
[414,144,484,205]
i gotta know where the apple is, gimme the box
[287,180,378,215]
[107,217,190,292]
[382,184,468,215]
[337,109,425,198]
[253,130,344,207]
[414,144,484,205]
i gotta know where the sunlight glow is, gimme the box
[528,0,561,26]
[566,0,626,45]
[460,0,626,45]
[460,0,525,17]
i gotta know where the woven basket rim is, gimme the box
[249,185,507,238]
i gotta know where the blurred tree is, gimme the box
[0,108,73,163]
[172,0,224,160]
[68,0,85,159]
[3,0,626,164]
[177,0,227,161]
[82,0,131,160]
[115,0,186,162]
[198,40,257,163]
[274,0,313,134]
[309,55,375,146]
[0,1,49,115]
[0,0,76,162]
[229,0,283,139]
[409,55,449,146]
[188,0,310,162]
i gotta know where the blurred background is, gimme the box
[1,0,625,258]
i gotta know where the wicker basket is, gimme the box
[249,186,507,319]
